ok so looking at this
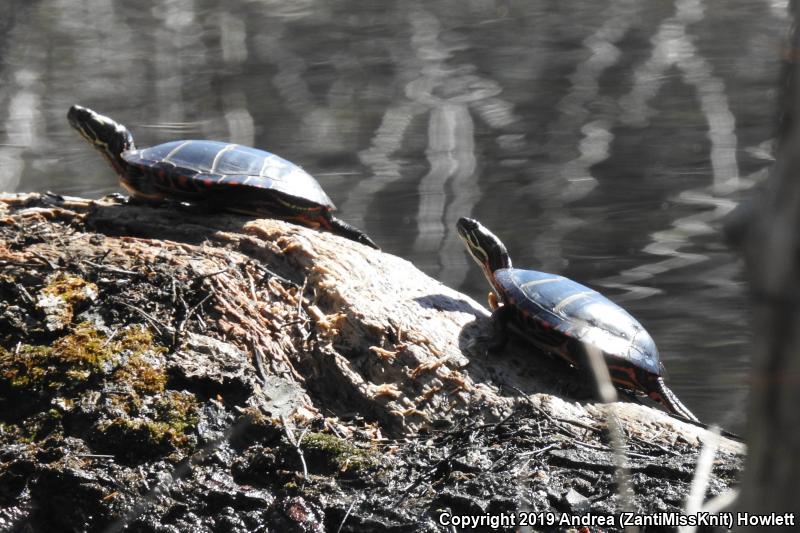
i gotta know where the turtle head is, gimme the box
[456,217,512,292]
[68,105,135,176]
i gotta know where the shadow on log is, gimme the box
[0,193,741,532]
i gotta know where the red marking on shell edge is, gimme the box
[203,178,214,187]
[286,216,318,228]
[649,391,666,404]
[608,364,639,390]
[290,214,327,229]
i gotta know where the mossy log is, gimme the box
[0,193,741,532]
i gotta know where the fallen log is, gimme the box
[0,193,741,532]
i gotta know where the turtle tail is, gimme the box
[326,215,380,249]
[649,377,699,422]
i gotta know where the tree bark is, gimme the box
[737,1,800,526]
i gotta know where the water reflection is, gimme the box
[0,70,41,192]
[0,0,789,429]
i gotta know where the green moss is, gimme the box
[36,273,99,330]
[104,333,167,417]
[0,322,167,424]
[0,322,117,393]
[0,323,164,401]
[230,408,282,448]
[301,432,381,473]
[98,418,175,456]
[154,390,200,436]
[97,390,199,459]
[23,409,62,441]
[40,273,98,305]
[0,318,202,460]
[115,326,163,356]
[112,354,167,396]
[0,409,62,443]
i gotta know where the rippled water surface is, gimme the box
[1,0,789,430]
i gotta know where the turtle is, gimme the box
[456,216,698,421]
[67,104,378,249]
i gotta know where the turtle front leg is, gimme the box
[124,194,172,209]
[488,291,500,311]
[486,302,514,352]
[323,214,380,249]
[102,192,128,204]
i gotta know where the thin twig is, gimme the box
[115,300,170,336]
[29,251,58,270]
[572,440,652,460]
[194,266,231,280]
[253,263,298,288]
[245,269,258,301]
[82,260,138,276]
[281,415,309,486]
[506,385,599,437]
[336,498,359,533]
[171,292,214,351]
[516,442,560,458]
[552,414,601,433]
[251,341,270,384]
[102,328,121,348]
[583,342,637,533]
[629,434,680,456]
[680,426,721,533]
[15,283,35,306]
[295,276,308,319]
[0,259,52,269]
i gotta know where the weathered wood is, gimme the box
[1,192,737,445]
[0,193,741,532]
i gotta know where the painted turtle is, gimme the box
[456,217,697,421]
[67,105,378,249]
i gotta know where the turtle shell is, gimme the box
[122,140,334,208]
[495,268,660,375]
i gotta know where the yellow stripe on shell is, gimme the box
[163,141,192,163]
[519,277,562,290]
[210,144,237,172]
[553,291,595,314]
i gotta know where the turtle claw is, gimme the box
[43,191,65,204]
[102,192,128,204]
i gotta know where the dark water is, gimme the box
[1,0,789,430]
